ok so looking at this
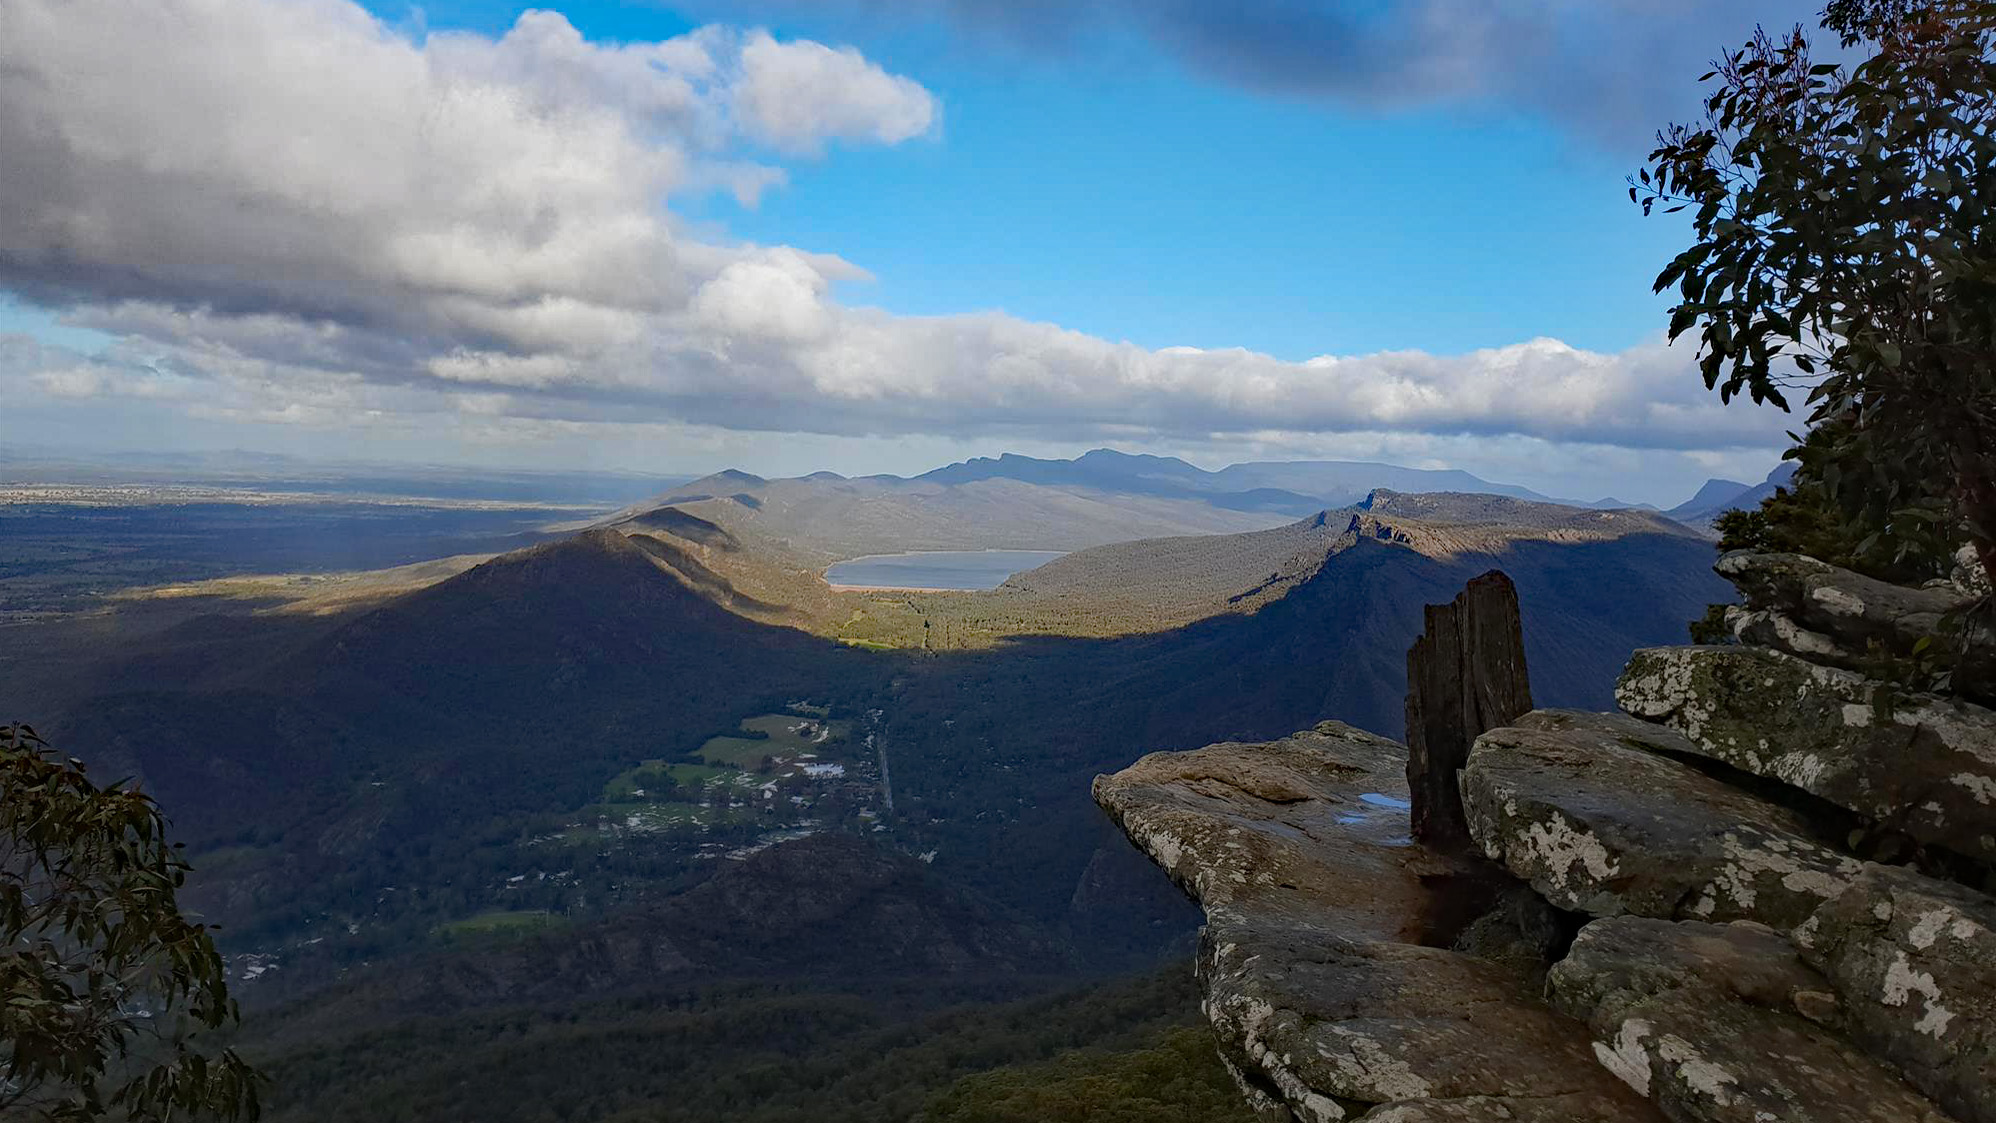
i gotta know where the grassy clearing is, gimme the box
[599,760,732,802]
[435,909,564,939]
[575,711,863,839]
[695,738,779,769]
[697,713,851,767]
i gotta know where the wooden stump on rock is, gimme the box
[1406,570,1533,850]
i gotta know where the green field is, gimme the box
[697,713,851,767]
[434,909,564,940]
[600,760,733,802]
[574,712,862,838]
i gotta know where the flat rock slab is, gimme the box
[1618,645,1996,862]
[1796,862,1996,1123]
[1550,916,1956,1123]
[1095,722,1661,1123]
[1461,709,1860,930]
[1715,551,1969,655]
[1714,551,1991,704]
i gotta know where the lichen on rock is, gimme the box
[1461,709,1860,930]
[1617,644,1996,862]
[1795,862,1996,1122]
[1549,916,1955,1123]
[1093,723,1659,1123]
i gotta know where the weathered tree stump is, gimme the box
[1406,570,1533,849]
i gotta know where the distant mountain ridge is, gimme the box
[1667,463,1799,531]
[603,449,1654,566]
[915,448,1612,511]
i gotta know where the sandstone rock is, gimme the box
[1404,570,1533,850]
[1618,645,1996,862]
[1715,551,1992,701]
[1794,862,1996,1123]
[1349,1094,1648,1121]
[1717,551,1966,651]
[1460,709,1860,929]
[1722,604,1863,666]
[1094,722,1661,1123]
[1549,916,1956,1122]
[1959,545,1993,601]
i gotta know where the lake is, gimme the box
[824,549,1067,591]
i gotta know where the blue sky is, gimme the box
[0,0,1816,503]
[381,0,1699,358]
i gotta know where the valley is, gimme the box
[3,3,1975,1117]
[0,449,1742,1121]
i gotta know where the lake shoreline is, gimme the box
[822,548,1068,592]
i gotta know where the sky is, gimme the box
[0,0,1826,505]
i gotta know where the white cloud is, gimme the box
[731,31,940,153]
[0,0,1794,494]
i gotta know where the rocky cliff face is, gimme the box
[1095,549,1995,1122]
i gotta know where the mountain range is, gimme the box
[3,449,1751,1123]
[595,449,1791,576]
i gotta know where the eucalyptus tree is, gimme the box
[1636,0,1996,578]
[1,723,259,1120]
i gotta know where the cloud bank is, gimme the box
[0,0,1792,490]
[703,0,1822,146]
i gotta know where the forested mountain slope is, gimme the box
[13,487,1731,1122]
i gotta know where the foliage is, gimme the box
[1688,602,1736,644]
[1713,426,1958,584]
[921,1026,1255,1123]
[1635,0,1996,577]
[0,724,259,1121]
[253,965,1221,1123]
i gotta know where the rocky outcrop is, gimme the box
[1404,570,1533,849]
[1604,551,1996,1120]
[1713,550,1991,702]
[1093,723,1659,1122]
[1716,551,1968,656]
[1793,863,1996,1122]
[1618,644,1996,862]
[1548,916,1954,1122]
[1100,555,1995,1123]
[1461,709,1860,929]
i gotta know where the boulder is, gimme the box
[1460,709,1860,929]
[1618,645,1996,862]
[1549,916,1956,1122]
[1094,722,1661,1123]
[1794,862,1996,1123]
[1714,551,1991,701]
[1717,551,1967,651]
[1722,605,1863,666]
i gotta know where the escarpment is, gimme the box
[1095,549,1996,1122]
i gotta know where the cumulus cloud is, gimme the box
[0,0,1792,484]
[733,31,940,152]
